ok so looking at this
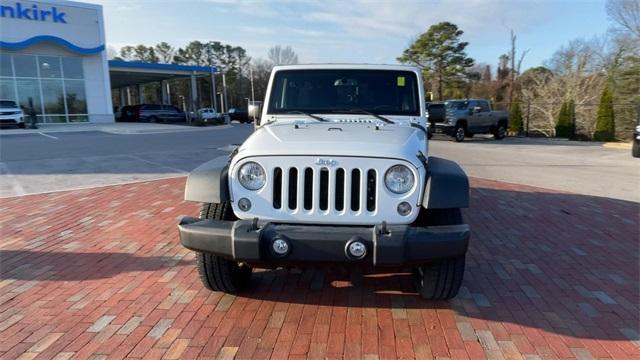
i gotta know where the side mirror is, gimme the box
[248,102,262,124]
[472,106,482,113]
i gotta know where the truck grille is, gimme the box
[271,166,377,213]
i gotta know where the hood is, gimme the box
[235,121,426,167]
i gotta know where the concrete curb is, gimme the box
[0,123,234,136]
[602,142,632,149]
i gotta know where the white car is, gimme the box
[0,100,25,128]
[197,108,223,123]
[178,64,471,300]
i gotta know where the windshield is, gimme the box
[268,69,420,116]
[445,101,469,110]
[0,100,18,108]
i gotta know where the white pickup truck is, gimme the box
[178,64,471,300]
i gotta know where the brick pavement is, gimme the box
[0,177,638,359]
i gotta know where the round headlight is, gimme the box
[384,165,415,194]
[238,161,266,190]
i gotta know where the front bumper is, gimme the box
[178,217,470,266]
[0,115,24,124]
[432,123,455,135]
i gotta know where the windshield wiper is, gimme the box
[286,110,328,122]
[335,109,395,124]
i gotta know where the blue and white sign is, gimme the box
[0,0,105,54]
[1,2,67,23]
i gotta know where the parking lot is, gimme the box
[1,125,638,202]
[0,125,638,359]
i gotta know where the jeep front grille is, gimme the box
[272,166,377,213]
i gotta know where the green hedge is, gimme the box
[593,85,616,141]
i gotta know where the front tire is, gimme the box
[632,141,640,158]
[454,125,466,142]
[413,208,466,300]
[494,123,506,140]
[195,202,252,293]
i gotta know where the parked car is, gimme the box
[178,64,471,300]
[118,104,186,123]
[227,108,250,123]
[0,100,25,128]
[197,108,224,123]
[633,124,640,158]
[433,99,509,142]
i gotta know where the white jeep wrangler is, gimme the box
[179,64,470,300]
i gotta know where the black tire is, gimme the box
[632,141,640,158]
[413,208,466,300]
[195,202,252,293]
[454,124,466,142]
[17,122,25,129]
[494,123,506,140]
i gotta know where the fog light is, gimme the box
[397,201,412,216]
[272,238,290,256]
[347,241,367,259]
[238,198,251,211]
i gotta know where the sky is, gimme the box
[86,0,612,71]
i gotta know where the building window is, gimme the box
[0,54,12,77]
[15,79,43,115]
[62,57,84,79]
[0,54,87,123]
[0,78,16,101]
[64,80,87,114]
[13,55,38,77]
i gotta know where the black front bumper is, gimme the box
[178,217,470,266]
[432,123,455,136]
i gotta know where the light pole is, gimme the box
[250,66,255,104]
[206,43,217,110]
[222,72,228,113]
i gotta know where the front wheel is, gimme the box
[494,123,506,140]
[413,208,466,300]
[632,141,640,158]
[454,125,466,142]
[195,202,252,293]
[414,256,466,300]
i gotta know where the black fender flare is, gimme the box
[422,156,469,209]
[184,156,230,203]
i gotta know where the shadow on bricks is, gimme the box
[0,250,190,281]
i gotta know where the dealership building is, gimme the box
[0,0,213,123]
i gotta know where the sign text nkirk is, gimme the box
[0,2,67,23]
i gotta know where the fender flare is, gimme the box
[422,156,469,209]
[184,156,230,203]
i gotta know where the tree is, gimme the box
[507,29,529,106]
[509,98,524,134]
[134,45,159,63]
[398,22,474,100]
[606,0,640,37]
[555,101,572,137]
[118,45,158,63]
[250,58,274,102]
[593,85,616,141]
[154,42,175,64]
[268,46,299,66]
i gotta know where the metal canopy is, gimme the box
[108,60,215,88]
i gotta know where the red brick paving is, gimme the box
[0,177,638,359]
